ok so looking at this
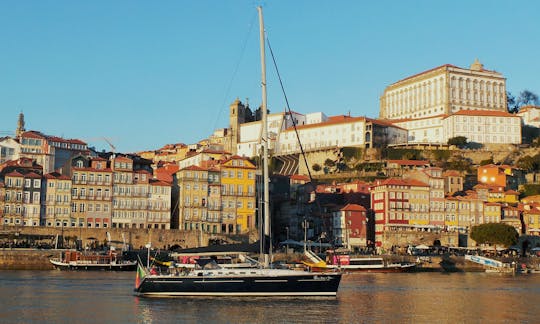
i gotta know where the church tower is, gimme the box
[16,112,25,139]
[227,98,246,154]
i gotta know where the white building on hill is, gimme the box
[517,105,540,128]
[380,59,507,120]
[442,110,521,144]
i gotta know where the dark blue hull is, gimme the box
[135,271,342,297]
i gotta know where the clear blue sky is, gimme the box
[1,0,539,153]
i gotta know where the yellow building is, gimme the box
[407,182,431,227]
[502,206,522,234]
[43,172,72,227]
[482,202,502,224]
[177,165,211,233]
[503,190,520,204]
[219,156,256,234]
[525,207,540,236]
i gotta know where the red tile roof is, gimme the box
[443,170,461,177]
[21,130,87,146]
[114,156,133,162]
[387,63,501,87]
[72,167,113,172]
[5,170,24,177]
[283,115,405,132]
[387,114,447,124]
[388,64,457,86]
[444,109,516,118]
[340,203,366,212]
[44,172,71,180]
[290,174,310,181]
[150,179,170,186]
[374,178,429,187]
[181,165,208,171]
[24,171,41,179]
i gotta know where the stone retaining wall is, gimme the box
[0,249,61,270]
[0,227,249,251]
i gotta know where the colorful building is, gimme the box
[71,156,113,228]
[2,170,41,226]
[524,204,540,236]
[177,165,211,233]
[333,203,369,250]
[219,156,257,234]
[43,172,72,227]
[370,178,430,246]
[477,164,524,190]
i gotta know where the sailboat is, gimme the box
[133,6,342,297]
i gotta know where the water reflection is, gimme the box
[0,271,539,323]
[338,273,540,323]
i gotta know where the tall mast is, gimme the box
[258,6,270,268]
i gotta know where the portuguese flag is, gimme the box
[135,263,146,289]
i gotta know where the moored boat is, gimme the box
[50,249,137,271]
[134,261,342,297]
[303,250,416,273]
[133,6,342,297]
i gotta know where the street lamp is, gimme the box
[303,219,308,253]
[285,226,289,254]
[346,220,351,251]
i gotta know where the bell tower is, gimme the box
[228,98,246,154]
[16,111,25,139]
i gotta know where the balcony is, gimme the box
[222,191,255,197]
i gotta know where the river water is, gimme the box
[0,270,538,323]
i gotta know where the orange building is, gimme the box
[477,164,524,190]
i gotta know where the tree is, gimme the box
[470,223,518,248]
[507,91,517,113]
[447,136,468,148]
[312,163,321,172]
[445,155,473,172]
[516,155,536,172]
[507,90,539,113]
[518,90,539,107]
[324,158,335,168]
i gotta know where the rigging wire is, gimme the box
[267,35,328,248]
[265,36,314,183]
[211,11,258,135]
